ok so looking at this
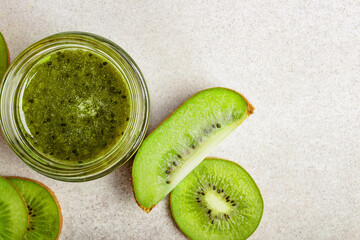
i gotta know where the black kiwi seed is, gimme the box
[208,210,211,214]
[216,123,221,128]
[201,192,205,195]
[197,191,201,194]
[173,161,178,166]
[232,203,236,206]
[211,219,214,224]
[177,154,182,159]
[213,185,216,190]
[221,189,224,193]
[217,189,221,193]
[165,170,171,174]
[191,145,196,149]
[231,200,234,203]
[226,196,230,200]
[166,181,171,184]
[212,124,216,129]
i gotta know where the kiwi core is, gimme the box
[205,191,232,214]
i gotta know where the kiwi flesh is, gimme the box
[132,88,254,212]
[170,158,263,240]
[0,32,9,80]
[8,177,62,240]
[0,176,28,240]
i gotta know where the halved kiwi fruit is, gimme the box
[8,177,62,240]
[0,176,28,240]
[132,87,254,212]
[170,158,263,240]
[0,32,9,80]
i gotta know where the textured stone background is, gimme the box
[0,1,359,239]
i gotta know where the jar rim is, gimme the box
[0,32,150,182]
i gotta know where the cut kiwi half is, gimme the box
[170,158,263,240]
[0,176,28,240]
[132,87,254,212]
[8,177,62,240]
[0,32,9,80]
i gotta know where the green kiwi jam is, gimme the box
[19,49,130,164]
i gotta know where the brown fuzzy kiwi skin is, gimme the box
[169,158,264,240]
[0,176,30,232]
[132,88,254,213]
[7,177,63,240]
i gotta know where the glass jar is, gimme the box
[0,32,150,182]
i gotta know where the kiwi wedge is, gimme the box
[8,177,62,240]
[0,176,28,240]
[170,158,263,240]
[133,87,254,212]
[0,32,9,80]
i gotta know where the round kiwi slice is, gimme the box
[7,177,62,240]
[0,32,9,80]
[0,176,28,240]
[170,158,263,240]
[133,87,254,212]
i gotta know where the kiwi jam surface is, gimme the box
[19,49,130,164]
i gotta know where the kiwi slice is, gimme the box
[133,87,254,212]
[0,176,28,240]
[170,158,263,240]
[0,32,9,80]
[8,177,62,240]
